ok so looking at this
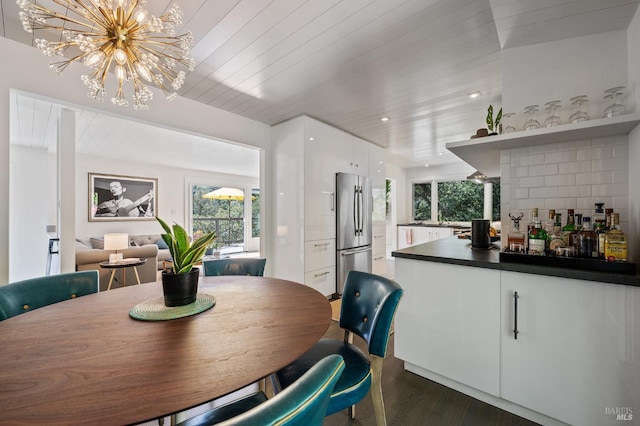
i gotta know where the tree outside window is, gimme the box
[413,183,431,221]
[413,180,501,222]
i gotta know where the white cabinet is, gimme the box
[304,239,336,296]
[369,143,386,222]
[272,115,383,297]
[501,271,640,426]
[393,259,640,426]
[335,136,370,175]
[397,226,453,249]
[394,258,501,396]
[372,222,386,276]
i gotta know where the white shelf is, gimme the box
[446,113,640,177]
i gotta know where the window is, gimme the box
[413,181,500,222]
[251,188,260,238]
[192,185,245,248]
[438,181,484,221]
[413,183,431,221]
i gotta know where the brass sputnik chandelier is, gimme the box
[18,0,194,110]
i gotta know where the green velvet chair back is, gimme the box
[177,354,345,426]
[203,258,266,277]
[0,271,99,321]
[340,270,404,357]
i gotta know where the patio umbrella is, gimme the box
[202,187,245,246]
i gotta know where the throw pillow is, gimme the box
[89,237,104,250]
[156,238,169,250]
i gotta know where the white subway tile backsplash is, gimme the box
[519,176,545,188]
[558,161,591,174]
[559,185,591,197]
[545,174,576,186]
[514,188,529,199]
[512,166,529,177]
[547,198,577,210]
[517,198,545,209]
[505,136,628,226]
[529,164,558,177]
[612,144,629,158]
[577,146,612,161]
[545,150,576,164]
[558,139,591,150]
[530,187,559,198]
[529,143,559,154]
[518,153,545,167]
[592,158,628,172]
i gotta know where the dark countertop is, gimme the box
[392,236,640,287]
[397,223,471,229]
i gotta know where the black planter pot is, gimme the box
[161,268,199,307]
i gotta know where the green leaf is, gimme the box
[486,105,494,131]
[495,108,502,129]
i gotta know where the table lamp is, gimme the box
[104,233,129,264]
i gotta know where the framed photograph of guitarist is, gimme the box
[89,173,157,221]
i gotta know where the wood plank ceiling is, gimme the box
[1,0,639,173]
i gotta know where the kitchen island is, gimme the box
[392,236,640,426]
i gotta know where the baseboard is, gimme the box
[403,362,568,426]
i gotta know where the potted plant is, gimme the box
[486,104,502,135]
[156,217,217,307]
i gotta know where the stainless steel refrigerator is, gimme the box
[336,172,372,294]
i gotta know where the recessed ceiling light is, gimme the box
[378,161,384,164]
[309,137,314,141]
[438,152,444,156]
[424,164,429,167]
[468,92,481,99]
[380,116,390,122]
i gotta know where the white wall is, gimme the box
[502,31,628,128]
[0,36,271,284]
[628,7,640,262]
[10,146,50,280]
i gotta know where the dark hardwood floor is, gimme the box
[322,320,540,426]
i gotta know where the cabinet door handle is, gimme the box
[513,291,519,340]
[314,271,330,278]
[374,256,384,260]
[314,242,330,247]
[330,192,335,212]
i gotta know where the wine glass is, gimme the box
[502,112,516,133]
[569,95,589,123]
[543,101,561,127]
[523,105,540,130]
[603,86,626,118]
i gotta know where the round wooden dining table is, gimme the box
[0,276,331,425]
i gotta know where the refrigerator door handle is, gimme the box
[340,246,372,256]
[353,185,358,237]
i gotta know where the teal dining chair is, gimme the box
[203,258,266,277]
[0,270,99,321]
[275,271,403,426]
[176,354,345,426]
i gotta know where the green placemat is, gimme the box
[129,293,216,321]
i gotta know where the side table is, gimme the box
[99,258,147,290]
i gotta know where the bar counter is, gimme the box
[392,236,640,287]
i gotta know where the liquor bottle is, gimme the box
[561,209,575,246]
[543,209,556,235]
[578,217,597,258]
[507,212,525,253]
[527,208,547,255]
[593,203,606,231]
[598,208,614,258]
[548,213,564,253]
[569,214,582,249]
[604,213,627,261]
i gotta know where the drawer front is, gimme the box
[373,231,386,255]
[304,239,336,271]
[372,255,386,276]
[304,267,336,297]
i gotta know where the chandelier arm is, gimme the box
[47,0,111,29]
